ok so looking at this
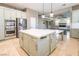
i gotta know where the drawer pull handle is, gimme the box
[40,36,47,39]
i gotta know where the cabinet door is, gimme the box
[21,12,26,18]
[4,7,11,19]
[37,36,50,56]
[22,34,30,53]
[72,10,79,23]
[29,37,37,56]
[19,33,23,47]
[10,9,16,20]
[50,33,57,52]
[0,6,5,40]
[16,10,21,18]
[22,34,37,55]
[71,29,79,38]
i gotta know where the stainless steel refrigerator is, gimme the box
[16,18,27,38]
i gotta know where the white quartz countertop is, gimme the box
[20,29,63,39]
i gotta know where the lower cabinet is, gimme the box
[50,33,57,52]
[37,36,50,56]
[19,32,57,56]
[20,33,37,55]
[19,33,23,47]
[70,29,79,38]
[23,34,30,54]
[29,38,37,55]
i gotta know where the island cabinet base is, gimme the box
[19,32,50,56]
[18,29,61,56]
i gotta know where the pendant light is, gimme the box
[41,14,45,18]
[50,3,54,17]
[41,2,45,18]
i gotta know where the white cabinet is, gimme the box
[70,29,79,38]
[4,8,26,20]
[19,29,63,56]
[19,32,50,56]
[4,7,11,19]
[4,8,16,20]
[37,36,50,56]
[71,10,79,38]
[29,37,37,56]
[22,34,30,54]
[16,10,26,19]
[21,12,26,18]
[0,6,5,40]
[50,34,57,52]
[16,11,26,18]
[20,33,37,55]
[0,6,27,40]
[10,9,16,20]
[72,10,79,23]
[19,32,23,47]
[16,10,22,18]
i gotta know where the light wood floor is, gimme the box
[0,38,79,56]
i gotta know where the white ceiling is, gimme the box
[6,3,78,13]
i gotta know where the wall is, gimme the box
[26,8,38,29]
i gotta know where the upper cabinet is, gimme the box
[16,10,26,18]
[4,7,26,20]
[0,6,27,40]
[71,10,79,29]
[16,10,22,18]
[0,6,5,40]
[4,7,11,20]
[72,10,79,23]
[10,9,16,20]
[21,12,26,18]
[4,7,16,20]
[0,6,4,18]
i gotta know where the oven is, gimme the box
[59,23,66,27]
[5,20,16,37]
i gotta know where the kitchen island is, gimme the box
[19,29,63,56]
